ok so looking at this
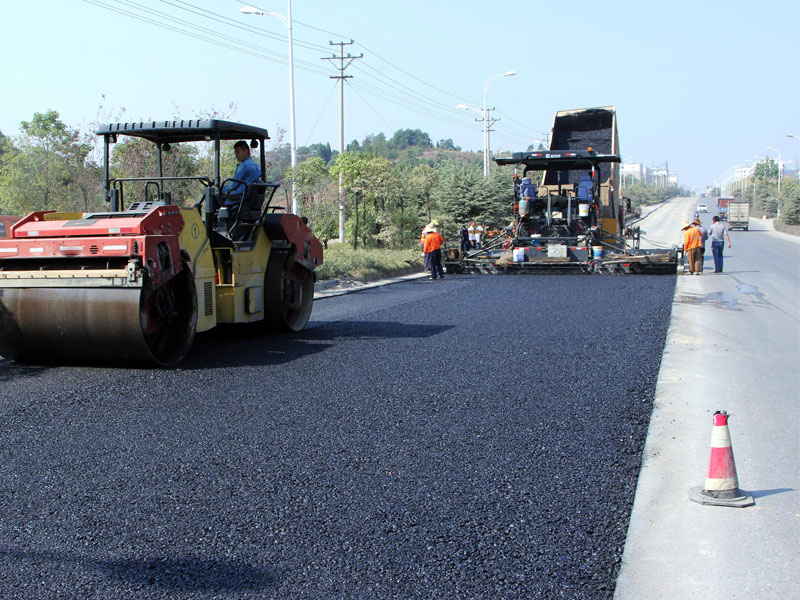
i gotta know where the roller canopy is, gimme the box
[96,120,271,144]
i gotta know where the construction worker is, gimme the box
[682,221,703,275]
[468,220,476,249]
[423,223,445,279]
[460,225,470,254]
[693,217,708,273]
[475,222,484,248]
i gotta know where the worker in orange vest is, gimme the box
[423,223,445,279]
[682,221,703,275]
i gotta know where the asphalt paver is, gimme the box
[0,273,675,599]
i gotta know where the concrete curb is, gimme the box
[314,271,431,300]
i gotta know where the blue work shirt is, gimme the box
[577,175,593,203]
[222,158,262,203]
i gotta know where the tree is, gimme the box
[436,138,460,151]
[406,163,439,224]
[0,111,95,214]
[430,159,512,237]
[286,157,339,246]
[390,128,432,149]
[780,178,800,225]
[330,153,395,249]
[0,130,8,168]
[361,132,391,158]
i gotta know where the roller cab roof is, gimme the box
[494,149,620,170]
[96,119,270,144]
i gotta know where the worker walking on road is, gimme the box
[423,224,445,280]
[682,221,703,275]
[708,215,732,273]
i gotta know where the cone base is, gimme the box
[689,486,754,508]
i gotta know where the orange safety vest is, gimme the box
[423,231,444,253]
[684,227,702,250]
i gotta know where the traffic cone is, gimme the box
[690,411,754,507]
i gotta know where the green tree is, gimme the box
[286,157,339,245]
[361,133,392,158]
[330,153,396,249]
[406,164,439,224]
[780,178,800,225]
[390,128,432,149]
[0,111,94,214]
[431,159,512,238]
[436,138,460,151]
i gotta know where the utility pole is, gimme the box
[322,40,362,243]
[484,109,499,176]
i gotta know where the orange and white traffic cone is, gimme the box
[690,411,754,507]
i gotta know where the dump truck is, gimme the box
[0,119,322,366]
[717,196,734,221]
[727,200,750,231]
[445,107,678,274]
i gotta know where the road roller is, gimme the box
[0,119,323,366]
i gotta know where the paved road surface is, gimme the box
[615,197,800,599]
[1,271,675,599]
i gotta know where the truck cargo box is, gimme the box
[727,201,750,231]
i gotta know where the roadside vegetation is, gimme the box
[315,244,420,281]
[711,158,800,234]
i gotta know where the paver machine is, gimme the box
[0,119,323,366]
[445,107,678,274]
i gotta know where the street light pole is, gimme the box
[240,3,298,215]
[482,71,516,178]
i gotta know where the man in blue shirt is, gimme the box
[221,141,262,206]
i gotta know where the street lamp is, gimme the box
[240,3,298,215]
[482,71,516,177]
[766,146,782,198]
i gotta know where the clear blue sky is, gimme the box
[2,0,798,190]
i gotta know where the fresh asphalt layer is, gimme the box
[0,273,675,599]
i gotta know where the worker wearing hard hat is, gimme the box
[682,221,703,275]
[420,224,430,271]
[423,223,445,280]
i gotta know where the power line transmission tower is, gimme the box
[322,40,363,243]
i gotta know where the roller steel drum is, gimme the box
[0,270,197,366]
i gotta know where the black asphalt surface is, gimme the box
[0,273,675,599]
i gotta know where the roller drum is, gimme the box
[0,270,197,366]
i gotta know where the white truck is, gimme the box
[727,201,750,231]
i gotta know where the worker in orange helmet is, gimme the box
[423,222,445,280]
